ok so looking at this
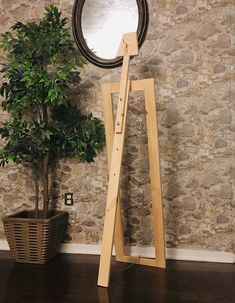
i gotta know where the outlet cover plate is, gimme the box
[65,192,74,206]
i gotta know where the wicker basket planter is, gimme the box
[3,210,68,264]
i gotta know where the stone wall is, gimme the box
[0,0,234,253]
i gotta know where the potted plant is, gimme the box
[0,5,105,264]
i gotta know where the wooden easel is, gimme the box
[97,32,165,288]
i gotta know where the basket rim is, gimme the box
[2,209,68,224]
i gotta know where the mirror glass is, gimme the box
[81,0,138,59]
[72,0,148,68]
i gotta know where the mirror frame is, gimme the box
[72,0,149,69]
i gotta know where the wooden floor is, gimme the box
[0,251,234,303]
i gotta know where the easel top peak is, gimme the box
[116,32,138,57]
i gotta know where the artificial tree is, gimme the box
[0,5,105,219]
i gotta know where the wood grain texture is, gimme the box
[98,80,130,287]
[99,79,165,287]
[0,251,234,303]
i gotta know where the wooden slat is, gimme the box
[116,255,160,267]
[144,79,166,268]
[107,79,146,93]
[98,80,130,287]
[116,32,138,57]
[115,33,138,133]
[114,55,130,133]
[101,83,125,260]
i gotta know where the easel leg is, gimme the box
[98,83,130,287]
[114,198,125,258]
[101,83,126,261]
[145,79,165,267]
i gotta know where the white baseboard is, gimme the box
[0,240,235,263]
[60,244,235,263]
[0,240,10,251]
[0,240,234,264]
[165,247,234,263]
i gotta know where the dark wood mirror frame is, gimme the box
[72,0,149,69]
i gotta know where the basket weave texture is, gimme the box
[3,210,68,264]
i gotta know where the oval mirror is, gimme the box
[72,0,149,68]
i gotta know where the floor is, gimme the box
[0,251,234,303]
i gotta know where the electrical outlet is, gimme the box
[64,193,74,206]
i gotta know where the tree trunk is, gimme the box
[33,166,39,219]
[42,104,49,219]
[49,161,59,208]
[43,152,49,218]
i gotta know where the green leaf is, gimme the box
[21,75,30,82]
